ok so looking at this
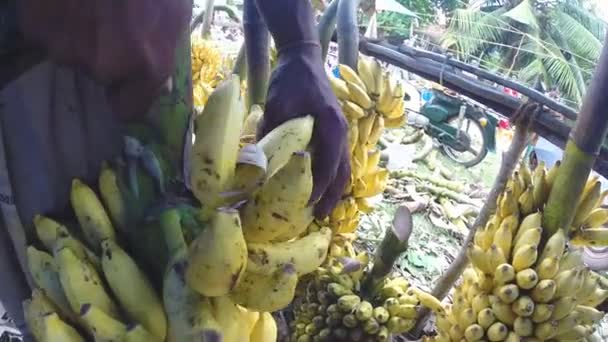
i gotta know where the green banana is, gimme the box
[99,162,128,231]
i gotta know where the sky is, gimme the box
[593,0,608,20]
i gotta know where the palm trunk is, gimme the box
[317,0,340,62]
[544,37,608,237]
[336,0,360,70]
[243,0,270,107]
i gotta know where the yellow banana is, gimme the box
[519,162,532,187]
[353,169,389,198]
[352,144,369,179]
[582,208,608,228]
[532,166,548,210]
[488,244,507,270]
[55,247,119,319]
[573,180,601,227]
[376,75,394,113]
[124,324,162,342]
[532,303,554,323]
[241,151,314,242]
[554,268,584,298]
[357,114,376,146]
[582,287,608,307]
[499,189,518,218]
[164,254,224,342]
[339,64,367,92]
[487,322,508,341]
[536,256,560,279]
[575,305,604,324]
[211,296,251,342]
[191,76,245,209]
[348,123,359,154]
[328,74,351,100]
[516,268,539,290]
[79,303,127,341]
[513,227,542,255]
[551,296,577,320]
[246,227,331,276]
[250,312,277,342]
[256,115,314,179]
[384,113,407,128]
[519,189,536,218]
[531,279,557,303]
[494,263,515,285]
[491,301,516,326]
[467,243,493,274]
[357,57,377,96]
[230,264,298,312]
[71,179,116,250]
[534,320,558,340]
[366,114,385,147]
[40,312,84,342]
[494,284,519,304]
[238,306,260,336]
[242,104,264,137]
[477,308,496,329]
[101,239,166,339]
[26,247,73,320]
[24,289,57,341]
[492,221,513,258]
[341,100,366,121]
[410,288,444,313]
[463,324,484,341]
[558,248,583,271]
[574,227,608,246]
[539,229,566,261]
[99,162,127,231]
[513,316,534,337]
[512,295,534,317]
[186,208,247,297]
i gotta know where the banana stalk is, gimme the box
[544,37,608,237]
[232,43,248,81]
[200,0,215,38]
[391,169,465,192]
[361,206,413,296]
[336,0,360,70]
[318,0,340,61]
[244,0,270,106]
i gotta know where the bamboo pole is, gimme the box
[361,206,413,297]
[336,0,360,70]
[243,0,270,106]
[200,0,216,38]
[410,103,536,337]
[543,36,608,237]
[317,0,340,62]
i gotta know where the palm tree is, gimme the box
[442,0,606,106]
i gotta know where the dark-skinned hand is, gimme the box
[258,43,350,219]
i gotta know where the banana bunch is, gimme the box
[324,57,406,234]
[291,237,443,342]
[566,174,608,247]
[24,175,167,342]
[431,162,608,342]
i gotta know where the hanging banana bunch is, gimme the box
[429,162,608,342]
[190,37,225,107]
[324,56,407,235]
[291,236,443,342]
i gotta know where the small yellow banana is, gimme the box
[357,57,377,96]
[250,312,277,342]
[366,114,385,147]
[339,64,367,92]
[531,279,557,303]
[124,324,162,342]
[582,208,608,228]
[55,247,119,319]
[101,239,166,340]
[384,113,407,128]
[573,227,608,246]
[186,208,247,297]
[242,104,264,137]
[40,312,84,342]
[24,289,57,341]
[211,296,251,342]
[341,100,366,121]
[573,180,602,227]
[246,227,331,276]
[357,114,376,147]
[99,162,128,231]
[79,304,127,341]
[230,264,298,312]
[70,179,116,250]
[328,74,351,100]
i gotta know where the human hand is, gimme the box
[258,43,350,219]
[18,0,191,120]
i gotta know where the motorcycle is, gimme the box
[407,87,498,167]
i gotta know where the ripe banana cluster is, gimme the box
[24,175,166,342]
[430,162,608,342]
[325,57,406,234]
[291,236,443,342]
[191,37,224,107]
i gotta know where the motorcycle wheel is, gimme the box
[441,115,488,168]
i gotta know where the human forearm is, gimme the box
[252,0,319,49]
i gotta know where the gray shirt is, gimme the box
[0,61,123,334]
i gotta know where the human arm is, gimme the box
[248,0,350,218]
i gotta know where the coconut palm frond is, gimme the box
[443,7,507,57]
[502,0,539,31]
[541,35,585,104]
[517,58,548,84]
[550,10,602,61]
[558,2,607,41]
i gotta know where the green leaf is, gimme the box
[550,10,602,61]
[502,0,539,30]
